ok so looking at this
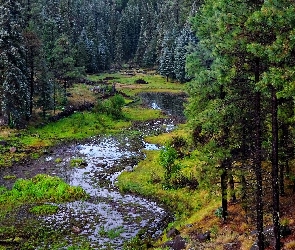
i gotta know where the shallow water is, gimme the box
[0,92,186,249]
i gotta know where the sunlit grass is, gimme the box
[145,123,191,145]
[123,106,166,121]
[0,174,88,218]
[30,204,59,215]
[117,149,212,221]
[88,71,186,97]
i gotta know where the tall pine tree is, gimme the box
[0,0,30,128]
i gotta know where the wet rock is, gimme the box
[163,235,186,250]
[163,240,174,248]
[250,225,287,249]
[172,235,186,250]
[72,226,81,234]
[125,166,134,172]
[10,147,17,153]
[224,241,241,250]
[167,228,180,238]
[194,230,211,242]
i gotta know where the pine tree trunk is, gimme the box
[241,175,247,201]
[254,58,264,250]
[271,86,280,250]
[280,123,288,196]
[221,160,228,221]
[279,163,285,196]
[229,174,236,203]
[29,59,34,117]
[53,82,56,114]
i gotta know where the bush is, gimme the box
[168,136,187,158]
[94,94,125,119]
[159,145,181,188]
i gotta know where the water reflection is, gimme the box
[139,92,187,120]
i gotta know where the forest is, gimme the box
[0,0,197,127]
[1,0,295,249]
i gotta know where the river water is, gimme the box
[0,92,186,249]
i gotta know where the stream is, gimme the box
[0,92,187,249]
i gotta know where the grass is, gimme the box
[30,204,59,215]
[117,123,218,237]
[70,158,87,167]
[0,71,263,249]
[99,226,125,239]
[117,123,258,249]
[0,106,164,167]
[0,174,88,217]
[67,83,97,106]
[0,173,91,248]
[88,70,185,97]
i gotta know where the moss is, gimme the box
[30,204,59,215]
[3,175,16,180]
[70,158,87,167]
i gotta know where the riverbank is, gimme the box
[0,71,188,249]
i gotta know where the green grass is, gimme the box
[30,204,59,215]
[117,125,220,247]
[70,158,87,167]
[98,226,124,239]
[0,174,88,217]
[0,106,164,167]
[88,71,185,97]
[117,150,210,219]
[3,175,16,180]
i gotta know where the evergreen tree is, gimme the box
[246,2,295,248]
[189,1,266,247]
[51,35,84,104]
[159,29,178,81]
[35,57,53,118]
[174,24,196,82]
[0,0,30,128]
[23,29,41,116]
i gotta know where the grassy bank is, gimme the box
[0,70,181,167]
[88,70,185,97]
[117,125,258,249]
[0,107,165,167]
[117,125,220,246]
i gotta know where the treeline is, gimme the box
[0,0,198,127]
[186,1,295,249]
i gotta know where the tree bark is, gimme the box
[229,174,236,203]
[254,58,264,250]
[221,164,228,221]
[271,86,280,250]
[29,58,34,117]
[280,123,288,196]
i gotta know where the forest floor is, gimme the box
[181,189,295,250]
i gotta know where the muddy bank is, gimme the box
[0,92,186,249]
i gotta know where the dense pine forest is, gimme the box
[0,0,198,128]
[1,0,295,249]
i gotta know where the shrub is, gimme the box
[94,94,125,119]
[168,136,187,158]
[159,145,181,188]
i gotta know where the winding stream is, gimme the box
[0,92,186,249]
